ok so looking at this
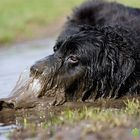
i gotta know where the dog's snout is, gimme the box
[30,55,55,77]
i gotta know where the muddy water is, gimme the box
[0,39,55,140]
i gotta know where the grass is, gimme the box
[0,0,84,44]
[117,0,140,7]
[44,99,140,129]
[9,98,140,139]
[0,0,140,44]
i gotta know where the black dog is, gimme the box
[1,0,139,109]
[29,0,140,105]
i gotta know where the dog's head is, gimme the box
[30,25,135,105]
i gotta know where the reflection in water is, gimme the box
[0,38,55,140]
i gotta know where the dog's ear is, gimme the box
[105,45,135,98]
[99,26,136,97]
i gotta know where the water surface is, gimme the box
[0,38,55,139]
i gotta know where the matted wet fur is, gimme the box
[30,0,140,105]
[0,0,140,109]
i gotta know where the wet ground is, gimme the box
[0,39,140,140]
[0,98,139,140]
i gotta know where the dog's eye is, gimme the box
[68,55,79,64]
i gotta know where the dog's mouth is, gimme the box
[0,69,49,110]
[0,67,67,111]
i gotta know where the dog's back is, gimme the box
[58,0,140,43]
[71,0,140,28]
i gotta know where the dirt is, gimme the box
[0,96,140,140]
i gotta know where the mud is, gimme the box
[0,97,139,140]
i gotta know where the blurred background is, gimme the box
[0,0,85,45]
[0,0,140,45]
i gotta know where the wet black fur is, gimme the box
[31,0,140,102]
